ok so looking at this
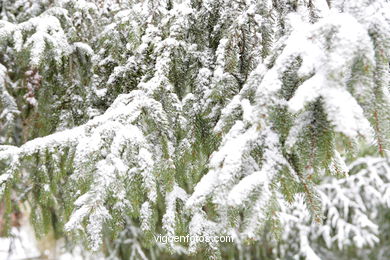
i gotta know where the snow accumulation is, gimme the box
[0,0,390,258]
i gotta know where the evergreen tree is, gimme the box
[0,0,389,259]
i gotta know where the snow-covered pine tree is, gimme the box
[274,155,390,259]
[0,0,389,259]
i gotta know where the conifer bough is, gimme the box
[0,0,389,259]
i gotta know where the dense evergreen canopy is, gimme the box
[0,0,389,259]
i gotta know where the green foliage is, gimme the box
[0,0,389,259]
